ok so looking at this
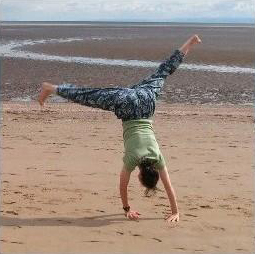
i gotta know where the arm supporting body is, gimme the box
[159,167,179,214]
[119,166,140,220]
[119,166,131,208]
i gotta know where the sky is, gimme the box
[1,0,255,23]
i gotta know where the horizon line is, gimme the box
[1,20,255,24]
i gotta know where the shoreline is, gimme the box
[1,24,254,105]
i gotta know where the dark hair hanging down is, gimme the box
[139,158,159,196]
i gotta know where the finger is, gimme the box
[128,213,135,219]
[166,216,178,223]
[133,213,139,220]
[130,213,138,220]
[131,213,138,218]
[172,217,179,223]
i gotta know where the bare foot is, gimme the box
[38,82,56,106]
[190,34,202,45]
[179,34,202,56]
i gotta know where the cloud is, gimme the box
[1,0,254,22]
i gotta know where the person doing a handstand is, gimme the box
[39,34,202,223]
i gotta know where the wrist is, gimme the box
[123,205,130,213]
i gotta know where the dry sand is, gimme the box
[1,101,254,253]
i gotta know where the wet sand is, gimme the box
[1,25,254,104]
[1,102,254,253]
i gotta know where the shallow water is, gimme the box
[0,38,254,74]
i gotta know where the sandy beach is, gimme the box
[1,102,254,253]
[0,23,255,253]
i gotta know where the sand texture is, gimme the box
[1,102,254,253]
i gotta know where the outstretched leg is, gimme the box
[131,34,201,92]
[38,82,128,114]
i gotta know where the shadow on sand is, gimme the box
[0,213,162,227]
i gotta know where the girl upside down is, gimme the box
[38,34,202,223]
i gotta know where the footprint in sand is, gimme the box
[83,240,101,243]
[159,196,167,200]
[3,201,16,205]
[6,211,19,215]
[184,213,197,218]
[200,205,213,209]
[211,226,225,231]
[174,247,186,250]
[155,204,168,207]
[57,219,72,224]
[18,185,28,189]
[13,191,22,194]
[152,238,162,242]
[26,167,37,170]
[1,147,14,150]
[10,241,24,244]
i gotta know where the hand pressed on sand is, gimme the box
[125,210,140,220]
[165,212,180,223]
